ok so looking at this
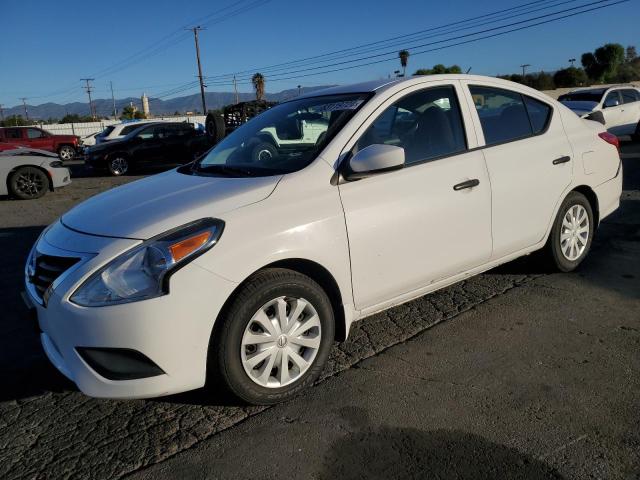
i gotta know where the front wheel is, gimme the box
[211,268,334,405]
[545,191,594,272]
[9,166,48,200]
[107,156,129,176]
[58,145,75,161]
[251,142,277,163]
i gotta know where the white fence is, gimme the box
[28,116,207,137]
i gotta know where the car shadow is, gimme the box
[318,406,565,479]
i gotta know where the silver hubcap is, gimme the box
[16,172,44,196]
[241,296,321,388]
[60,147,73,160]
[110,158,128,175]
[257,149,272,161]
[560,204,589,261]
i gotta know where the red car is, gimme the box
[0,126,80,161]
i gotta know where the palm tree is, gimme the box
[399,50,410,77]
[252,73,265,101]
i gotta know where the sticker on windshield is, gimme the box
[316,100,364,112]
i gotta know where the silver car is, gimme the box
[1,148,71,200]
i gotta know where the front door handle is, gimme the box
[453,179,480,191]
[552,156,571,165]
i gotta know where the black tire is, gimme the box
[205,112,226,144]
[251,141,277,163]
[211,268,335,405]
[633,120,640,142]
[107,155,129,176]
[9,166,48,200]
[58,145,75,161]
[545,191,594,272]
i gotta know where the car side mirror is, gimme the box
[343,144,405,180]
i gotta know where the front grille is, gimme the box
[30,254,80,298]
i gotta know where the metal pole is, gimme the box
[520,64,531,76]
[233,75,239,104]
[110,81,117,118]
[0,104,4,122]
[20,98,29,121]
[189,26,207,114]
[81,78,96,120]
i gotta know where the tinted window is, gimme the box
[558,90,604,102]
[3,128,22,139]
[469,86,532,145]
[621,89,639,104]
[120,124,147,136]
[357,85,467,164]
[603,92,621,107]
[164,124,193,138]
[524,96,552,133]
[27,128,44,139]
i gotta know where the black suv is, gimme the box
[85,122,211,176]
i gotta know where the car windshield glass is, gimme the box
[189,93,370,177]
[558,91,604,102]
[98,126,115,137]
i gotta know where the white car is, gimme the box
[24,75,622,404]
[80,131,101,148]
[1,148,71,199]
[252,113,329,161]
[559,85,640,137]
[95,120,162,144]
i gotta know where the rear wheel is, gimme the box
[107,156,129,176]
[251,141,277,163]
[545,191,594,272]
[211,268,334,405]
[58,145,75,161]
[9,167,48,200]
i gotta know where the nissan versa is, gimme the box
[24,75,622,405]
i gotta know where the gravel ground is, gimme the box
[0,147,638,480]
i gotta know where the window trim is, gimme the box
[338,83,470,178]
[467,84,554,149]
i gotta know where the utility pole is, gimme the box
[297,85,302,96]
[110,81,117,118]
[568,58,576,67]
[187,26,207,114]
[233,75,239,104]
[81,78,96,120]
[520,64,531,76]
[0,104,4,122]
[19,98,29,121]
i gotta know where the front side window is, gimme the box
[27,128,45,139]
[604,91,621,108]
[621,89,639,104]
[135,125,164,140]
[356,85,467,164]
[192,93,369,177]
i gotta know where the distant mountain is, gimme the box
[3,86,336,121]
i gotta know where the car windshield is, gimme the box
[558,91,605,102]
[189,93,370,177]
[98,126,115,137]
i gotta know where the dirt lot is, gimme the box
[0,147,638,480]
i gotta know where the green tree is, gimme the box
[398,50,410,77]
[120,105,139,120]
[252,73,265,101]
[553,67,589,88]
[414,64,462,75]
[581,43,625,82]
[626,46,637,62]
[1,115,28,127]
[60,113,94,123]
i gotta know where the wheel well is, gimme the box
[57,143,74,151]
[572,185,599,226]
[214,259,347,342]
[7,165,53,192]
[255,133,276,146]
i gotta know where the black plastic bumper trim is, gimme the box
[76,347,165,381]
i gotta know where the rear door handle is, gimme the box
[552,156,571,165]
[453,179,480,191]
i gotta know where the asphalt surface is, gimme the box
[0,147,638,480]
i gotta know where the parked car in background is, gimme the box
[559,85,640,138]
[1,148,71,199]
[95,120,161,144]
[85,121,211,175]
[0,126,81,161]
[24,75,621,405]
[0,142,23,152]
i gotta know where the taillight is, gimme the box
[598,131,620,151]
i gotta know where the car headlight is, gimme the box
[49,160,65,168]
[70,218,224,307]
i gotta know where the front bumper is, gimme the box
[48,166,71,189]
[24,221,238,399]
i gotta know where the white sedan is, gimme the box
[1,148,71,199]
[24,75,622,404]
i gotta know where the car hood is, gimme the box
[559,100,598,116]
[62,169,281,239]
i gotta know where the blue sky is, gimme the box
[1,0,638,108]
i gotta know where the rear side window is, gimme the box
[524,96,552,134]
[120,124,146,136]
[356,85,467,165]
[3,128,22,139]
[621,89,640,104]
[469,86,552,145]
[469,86,530,145]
